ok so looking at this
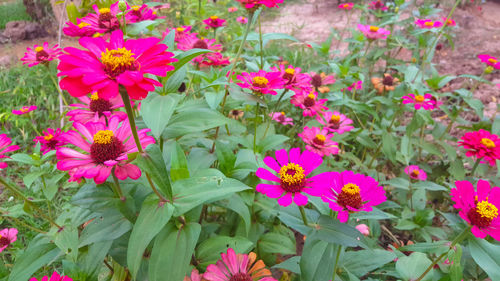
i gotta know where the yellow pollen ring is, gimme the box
[414,95,425,102]
[78,22,90,28]
[369,26,379,32]
[488,58,498,64]
[132,5,140,11]
[343,4,349,8]
[285,68,295,75]
[44,134,54,141]
[99,8,111,14]
[281,112,285,115]
[176,27,185,32]
[90,92,99,101]
[279,163,305,185]
[411,170,420,176]
[93,130,114,144]
[210,16,219,20]
[252,76,269,86]
[342,183,360,195]
[307,93,316,100]
[35,46,44,52]
[424,21,434,26]
[101,48,136,70]
[20,107,29,113]
[315,134,326,142]
[476,200,498,220]
[481,138,496,148]
[331,114,341,123]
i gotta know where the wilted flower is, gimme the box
[21,42,62,67]
[371,73,399,94]
[229,109,244,120]
[309,72,335,93]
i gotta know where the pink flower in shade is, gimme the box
[320,171,387,223]
[203,16,226,29]
[290,91,328,117]
[358,24,390,40]
[317,111,354,134]
[271,65,312,94]
[204,248,277,281]
[176,36,229,67]
[29,271,72,281]
[237,16,248,24]
[404,165,427,181]
[184,269,203,281]
[256,147,327,207]
[443,17,456,26]
[34,128,66,154]
[228,7,238,12]
[458,129,500,166]
[355,224,370,236]
[125,4,165,23]
[402,93,436,110]
[309,72,335,94]
[56,116,155,184]
[197,53,231,67]
[298,126,339,157]
[345,80,363,92]
[63,20,96,38]
[236,0,283,10]
[236,70,286,96]
[21,42,62,67]
[164,26,198,43]
[81,3,121,34]
[478,54,500,69]
[415,19,443,29]
[338,2,354,10]
[58,29,177,100]
[269,112,293,126]
[0,228,17,253]
[450,180,500,241]
[67,92,127,124]
[12,105,37,115]
[0,134,20,169]
[368,0,388,11]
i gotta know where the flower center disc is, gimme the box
[481,138,496,148]
[313,134,326,145]
[229,273,253,281]
[303,93,316,107]
[414,95,425,102]
[488,58,498,64]
[101,48,138,78]
[411,170,420,177]
[252,76,269,88]
[0,235,9,247]
[337,183,363,209]
[279,163,306,193]
[369,26,379,32]
[383,75,394,86]
[311,74,323,88]
[468,200,498,228]
[89,93,113,116]
[98,8,112,21]
[283,68,295,81]
[193,39,209,49]
[35,47,49,61]
[90,130,124,164]
[424,21,434,27]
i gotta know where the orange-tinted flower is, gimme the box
[371,73,400,94]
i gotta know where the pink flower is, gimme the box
[290,91,328,116]
[320,171,387,223]
[197,52,231,67]
[358,24,390,40]
[176,36,229,67]
[368,0,388,11]
[29,271,72,281]
[21,42,62,67]
[81,3,121,34]
[338,2,354,10]
[237,16,248,24]
[56,116,155,184]
[404,165,427,181]
[458,129,500,166]
[58,29,176,100]
[0,228,17,252]
[236,70,286,95]
[34,128,66,154]
[63,20,96,38]
[309,72,335,93]
[125,4,165,23]
[236,0,283,10]
[450,180,500,241]
[256,147,327,207]
[443,17,456,26]
[271,65,312,94]
[270,112,293,125]
[0,134,20,169]
[355,224,370,236]
[402,93,436,110]
[203,16,226,29]
[184,269,203,281]
[317,111,354,134]
[164,26,198,43]
[478,54,500,69]
[298,126,339,157]
[415,19,443,29]
[345,80,363,91]
[67,92,128,124]
[204,248,277,281]
[228,7,238,12]
[12,105,37,115]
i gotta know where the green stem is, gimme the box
[253,103,260,152]
[259,15,264,69]
[2,214,47,234]
[367,109,400,168]
[332,246,343,281]
[111,168,126,201]
[119,86,143,154]
[299,206,309,226]
[470,158,481,177]
[418,123,425,160]
[408,181,414,211]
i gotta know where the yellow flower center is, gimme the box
[210,16,219,20]
[481,138,496,148]
[99,8,110,14]
[476,200,498,221]
[78,22,90,28]
[331,114,341,123]
[93,130,114,145]
[35,46,44,52]
[285,68,295,75]
[342,183,360,195]
[101,48,136,71]
[176,27,185,32]
[369,26,379,32]
[20,107,29,112]
[281,111,285,115]
[315,134,326,142]
[93,33,103,38]
[414,95,425,102]
[411,170,420,177]
[252,76,269,87]
[343,3,350,8]
[90,92,99,101]
[488,58,498,64]
[424,21,434,26]
[132,5,140,11]
[44,134,54,141]
[279,163,305,186]
[307,93,316,100]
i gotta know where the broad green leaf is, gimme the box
[9,238,61,281]
[79,211,132,247]
[257,134,289,153]
[215,140,237,175]
[398,241,448,254]
[163,108,230,139]
[167,49,213,79]
[140,93,182,139]
[342,249,396,277]
[170,141,189,182]
[382,133,397,163]
[383,177,410,190]
[196,236,254,268]
[54,225,79,262]
[135,144,173,199]
[395,252,433,281]
[258,228,296,255]
[412,181,448,191]
[163,65,187,94]
[66,3,81,23]
[468,236,500,280]
[300,236,336,281]
[7,153,35,165]
[272,256,301,274]
[277,205,319,235]
[219,194,251,234]
[315,215,365,247]
[81,241,113,279]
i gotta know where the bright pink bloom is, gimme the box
[58,29,176,100]
[404,165,427,181]
[299,126,339,157]
[236,0,283,10]
[402,93,436,110]
[0,135,19,169]
[317,111,354,134]
[443,17,456,26]
[176,36,229,67]
[345,80,363,91]
[269,112,293,126]
[271,65,312,94]
[81,3,121,34]
[228,7,238,12]
[197,52,231,67]
[478,54,500,69]
[21,42,62,67]
[256,147,327,207]
[29,271,72,281]
[309,72,335,93]
[458,129,500,166]
[204,248,277,281]
[356,224,370,236]
[125,4,165,23]
[415,19,443,29]
[165,26,197,43]
[358,24,390,40]
[0,228,17,253]
[338,2,354,10]
[34,128,66,154]
[237,16,248,24]
[236,70,286,95]
[368,0,388,11]
[203,16,226,29]
[63,20,96,38]
[321,171,387,223]
[290,91,328,116]
[450,180,500,241]
[56,116,155,184]
[12,105,37,115]
[67,92,127,124]
[184,269,203,281]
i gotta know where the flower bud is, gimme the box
[485,66,494,74]
[118,0,127,12]
[176,11,181,18]
[355,224,370,236]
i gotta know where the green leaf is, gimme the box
[140,93,182,139]
[167,49,213,79]
[468,236,500,280]
[196,236,254,268]
[127,20,163,36]
[342,249,397,277]
[300,236,336,281]
[395,252,433,281]
[170,141,190,182]
[54,225,79,262]
[315,215,365,247]
[259,228,296,255]
[257,134,289,153]
[219,194,251,234]
[464,97,484,118]
[163,108,230,139]
[9,238,61,281]
[65,3,81,24]
[8,153,35,165]
[163,65,187,94]
[215,141,237,175]
[81,241,113,279]
[161,29,175,50]
[412,181,448,191]
[383,177,410,190]
[272,256,301,274]
[382,133,397,163]
[79,211,132,247]
[135,144,173,199]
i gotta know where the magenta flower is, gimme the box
[298,126,339,157]
[228,7,238,12]
[256,148,327,206]
[184,269,203,281]
[0,228,17,253]
[271,65,312,94]
[404,165,427,181]
[478,54,500,69]
[12,105,37,115]
[56,116,155,184]
[237,16,248,24]
[63,20,96,38]
[197,53,231,67]
[443,17,456,26]
[415,19,443,29]
[81,3,121,34]
[125,4,165,23]
[176,36,229,67]
[21,42,62,67]
[34,128,66,155]
[368,0,388,10]
[0,134,19,169]
[450,180,500,240]
[236,70,286,95]
[458,129,500,166]
[203,16,226,29]
[317,111,354,134]
[269,112,293,126]
[402,93,436,110]
[67,92,127,124]
[58,29,176,100]
[309,72,335,93]
[345,80,363,92]
[236,0,283,10]
[358,24,390,40]
[321,170,387,223]
[290,91,328,116]
[165,26,198,43]
[29,271,72,281]
[338,2,354,10]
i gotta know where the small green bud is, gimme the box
[485,66,494,74]
[118,0,127,12]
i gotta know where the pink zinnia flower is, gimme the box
[256,147,327,207]
[339,2,354,10]
[290,91,328,116]
[450,180,500,240]
[176,36,229,67]
[198,52,231,67]
[368,0,388,11]
[404,165,427,181]
[228,7,238,12]
[12,105,37,115]
[458,129,500,166]
[356,224,370,236]
[126,4,165,23]
[0,228,17,253]
[321,170,387,223]
[204,248,277,281]
[345,80,363,92]
[203,16,226,29]
[236,70,286,95]
[67,92,127,124]
[269,112,293,125]
[34,128,66,154]
[317,111,354,134]
[56,116,155,184]
[358,24,390,40]
[165,26,197,43]
[236,0,283,10]
[81,3,121,34]
[237,16,248,24]
[271,65,312,94]
[58,29,176,100]
[29,271,72,281]
[299,126,339,157]
[309,72,335,93]
[0,134,20,169]
[21,42,62,67]
[402,93,436,110]
[415,19,443,29]
[63,20,96,38]
[443,17,456,26]
[184,269,203,281]
[478,54,500,69]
